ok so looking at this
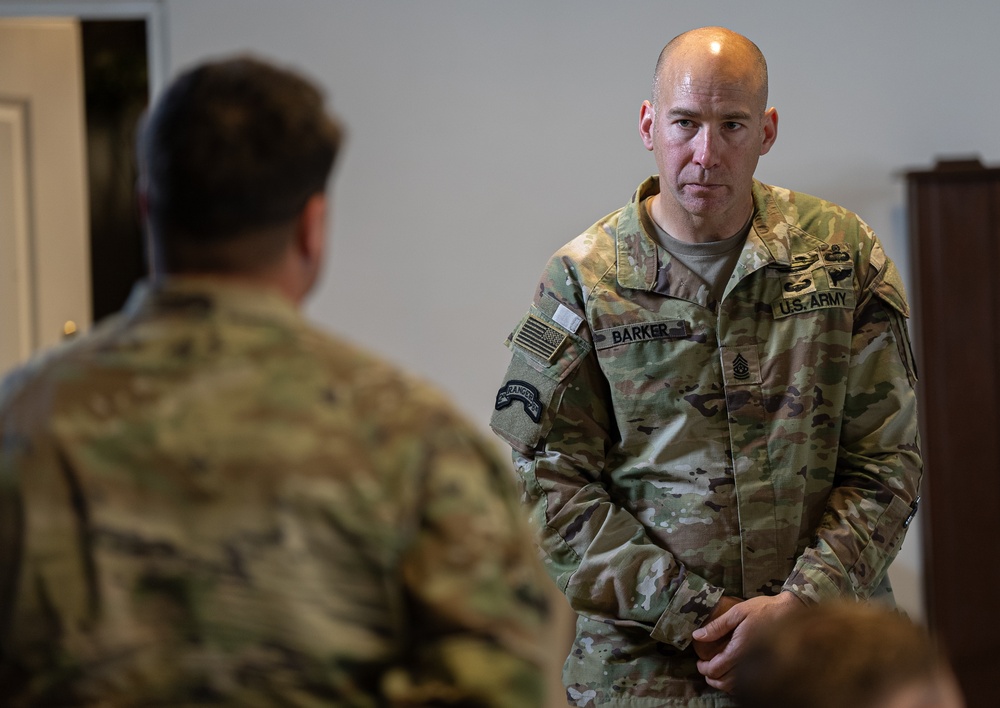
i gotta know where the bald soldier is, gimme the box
[490,26,921,706]
[0,56,549,706]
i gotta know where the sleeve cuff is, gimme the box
[783,554,848,605]
[649,571,724,649]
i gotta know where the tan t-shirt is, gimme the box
[642,196,752,303]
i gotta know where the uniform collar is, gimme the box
[615,177,793,292]
[123,277,304,329]
[614,177,661,291]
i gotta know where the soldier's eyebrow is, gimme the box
[665,107,753,121]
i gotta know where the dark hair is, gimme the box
[734,601,957,708]
[138,55,343,272]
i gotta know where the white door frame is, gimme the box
[0,18,93,368]
[0,0,166,97]
[0,99,34,368]
[0,3,164,373]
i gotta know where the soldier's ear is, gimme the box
[639,100,656,151]
[292,193,328,301]
[297,193,327,265]
[760,107,778,156]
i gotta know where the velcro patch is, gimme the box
[780,273,816,296]
[721,345,762,386]
[772,289,852,319]
[827,266,853,288]
[513,314,567,363]
[495,380,543,423]
[823,245,852,264]
[593,319,688,350]
[552,303,584,333]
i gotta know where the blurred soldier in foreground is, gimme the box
[735,601,965,708]
[0,55,548,707]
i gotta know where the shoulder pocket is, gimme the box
[490,306,591,456]
[868,243,910,318]
[867,252,917,383]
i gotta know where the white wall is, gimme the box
[155,0,1000,624]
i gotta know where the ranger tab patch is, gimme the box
[495,380,543,423]
[513,314,567,363]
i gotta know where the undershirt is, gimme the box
[641,196,752,304]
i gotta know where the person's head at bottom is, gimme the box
[734,601,965,708]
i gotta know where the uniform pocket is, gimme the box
[491,307,591,456]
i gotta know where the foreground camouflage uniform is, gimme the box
[491,177,921,707]
[0,279,549,707]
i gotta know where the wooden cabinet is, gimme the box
[905,159,1000,708]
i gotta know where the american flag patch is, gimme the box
[513,314,567,363]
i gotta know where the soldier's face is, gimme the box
[640,52,776,236]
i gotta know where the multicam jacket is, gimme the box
[0,279,549,707]
[491,177,922,707]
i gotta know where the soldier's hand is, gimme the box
[692,591,803,693]
[692,595,743,661]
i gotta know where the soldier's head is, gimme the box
[734,601,965,708]
[639,27,777,241]
[651,27,769,115]
[137,55,343,296]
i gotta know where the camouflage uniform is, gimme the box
[0,278,549,707]
[491,177,922,707]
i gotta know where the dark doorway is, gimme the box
[81,19,149,324]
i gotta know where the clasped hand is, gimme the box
[691,591,803,693]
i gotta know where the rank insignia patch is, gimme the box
[513,314,567,363]
[733,353,751,380]
[495,380,543,423]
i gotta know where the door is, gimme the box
[0,18,91,376]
